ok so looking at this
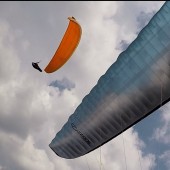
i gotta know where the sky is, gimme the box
[0,1,170,170]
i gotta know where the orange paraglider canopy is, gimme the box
[44,16,82,73]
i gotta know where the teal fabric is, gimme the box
[50,1,170,159]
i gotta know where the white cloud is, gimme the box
[0,130,55,170]
[67,128,156,170]
[160,150,170,169]
[0,20,20,82]
[152,103,170,144]
[14,135,54,170]
[100,128,156,170]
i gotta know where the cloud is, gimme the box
[0,16,59,169]
[76,128,156,170]
[152,103,170,144]
[136,11,156,33]
[160,150,170,169]
[116,40,130,51]
[0,132,54,170]
[49,77,75,92]
[0,20,20,82]
[114,1,165,52]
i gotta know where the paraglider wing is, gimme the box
[44,17,82,73]
[49,2,170,159]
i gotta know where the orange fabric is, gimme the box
[44,17,82,73]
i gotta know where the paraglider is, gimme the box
[32,62,42,72]
[32,16,82,73]
[49,1,170,159]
